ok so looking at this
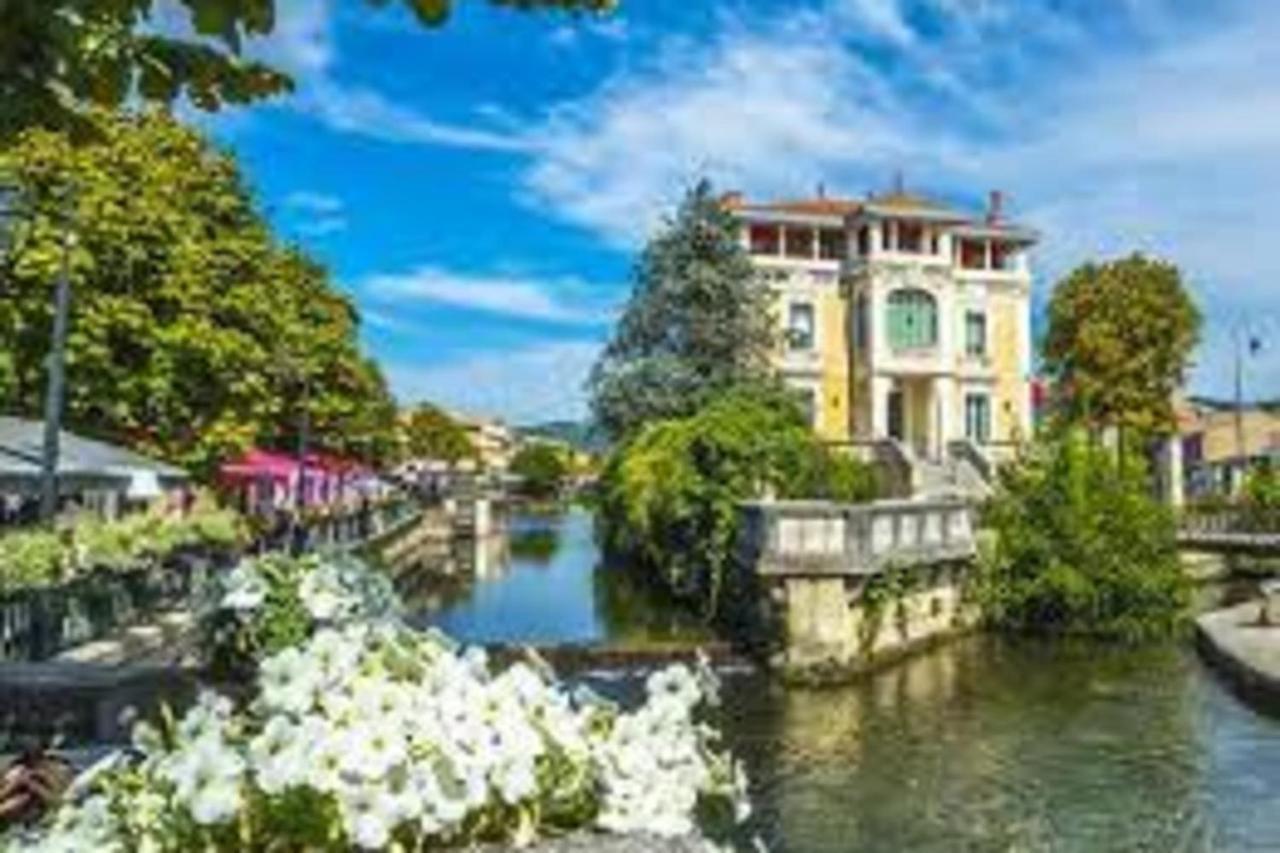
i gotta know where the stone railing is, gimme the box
[729,498,979,683]
[947,439,993,484]
[738,497,977,577]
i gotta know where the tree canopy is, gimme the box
[1043,254,1201,436]
[596,386,877,615]
[0,0,618,140]
[0,110,399,473]
[509,441,569,500]
[401,403,474,464]
[589,179,777,439]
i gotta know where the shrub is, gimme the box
[597,386,877,614]
[12,561,750,851]
[0,498,246,594]
[976,430,1189,640]
[1242,463,1280,530]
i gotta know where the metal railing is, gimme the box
[1179,506,1280,537]
[0,550,226,662]
[252,500,420,555]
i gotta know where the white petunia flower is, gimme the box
[220,564,267,611]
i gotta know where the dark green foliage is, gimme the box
[597,386,877,614]
[0,111,400,473]
[976,430,1189,640]
[1244,463,1280,511]
[510,442,570,500]
[401,403,474,464]
[1043,254,1201,436]
[0,0,618,141]
[590,180,777,440]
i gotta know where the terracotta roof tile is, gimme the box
[721,193,861,217]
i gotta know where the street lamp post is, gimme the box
[1232,323,1267,494]
[0,178,74,524]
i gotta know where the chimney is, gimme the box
[987,190,1005,224]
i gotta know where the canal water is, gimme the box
[405,507,713,648]
[408,507,1280,852]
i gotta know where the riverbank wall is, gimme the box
[725,499,978,685]
[1195,601,1280,715]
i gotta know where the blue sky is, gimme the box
[206,0,1280,424]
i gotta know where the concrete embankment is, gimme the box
[1195,601,1280,714]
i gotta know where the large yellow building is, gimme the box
[725,187,1035,460]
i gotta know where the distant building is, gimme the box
[1178,399,1280,497]
[455,414,517,472]
[724,184,1035,459]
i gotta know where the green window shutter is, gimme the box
[887,289,938,350]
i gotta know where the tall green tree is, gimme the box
[0,110,398,473]
[0,0,618,140]
[1043,254,1201,436]
[401,403,474,464]
[590,179,777,439]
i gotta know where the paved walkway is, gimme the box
[1195,600,1280,710]
[54,610,199,667]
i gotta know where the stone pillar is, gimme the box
[934,377,957,454]
[784,577,857,675]
[1163,435,1185,509]
[871,374,893,438]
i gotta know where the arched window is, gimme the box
[886,289,938,350]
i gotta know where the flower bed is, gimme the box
[8,556,751,851]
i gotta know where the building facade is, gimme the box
[726,188,1035,460]
[1177,399,1280,497]
[455,415,517,472]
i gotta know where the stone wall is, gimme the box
[725,499,977,684]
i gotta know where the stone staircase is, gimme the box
[914,455,990,500]
[897,439,994,501]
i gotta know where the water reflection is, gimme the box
[401,507,711,648]
[390,509,1280,852]
[719,636,1280,852]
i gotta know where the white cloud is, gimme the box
[284,191,344,215]
[296,81,530,152]
[218,0,528,152]
[833,0,917,46]
[361,265,611,325]
[282,190,348,236]
[514,0,1280,398]
[522,14,955,246]
[385,340,600,423]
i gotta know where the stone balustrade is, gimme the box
[728,498,979,684]
[738,498,976,577]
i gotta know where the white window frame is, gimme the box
[787,301,816,352]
